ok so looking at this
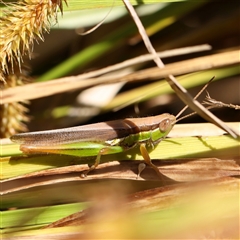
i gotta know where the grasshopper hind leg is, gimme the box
[80,148,107,178]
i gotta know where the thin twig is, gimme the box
[203,91,240,110]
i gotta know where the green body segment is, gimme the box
[118,122,174,148]
[19,142,125,157]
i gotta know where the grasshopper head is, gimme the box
[158,113,176,135]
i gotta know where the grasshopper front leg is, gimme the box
[139,143,165,180]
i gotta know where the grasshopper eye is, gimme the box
[159,118,171,133]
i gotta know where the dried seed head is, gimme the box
[0,0,66,82]
[0,67,30,137]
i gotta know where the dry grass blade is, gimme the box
[122,0,239,138]
[2,50,239,104]
[2,157,240,194]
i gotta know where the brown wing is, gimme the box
[10,119,140,146]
